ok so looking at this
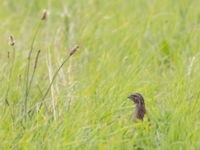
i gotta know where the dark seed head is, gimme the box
[9,35,15,46]
[41,9,47,20]
[69,45,79,56]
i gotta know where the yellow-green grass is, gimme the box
[0,0,199,149]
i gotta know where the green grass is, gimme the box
[0,0,200,149]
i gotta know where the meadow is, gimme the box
[0,0,200,149]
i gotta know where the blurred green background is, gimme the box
[0,0,200,149]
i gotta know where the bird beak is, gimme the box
[128,95,134,100]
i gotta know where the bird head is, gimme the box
[128,93,144,106]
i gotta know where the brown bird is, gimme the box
[128,93,147,122]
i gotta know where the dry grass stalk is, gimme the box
[38,45,80,112]
[47,49,56,120]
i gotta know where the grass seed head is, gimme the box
[9,35,15,46]
[41,9,47,20]
[69,45,80,56]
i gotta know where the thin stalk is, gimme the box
[24,21,42,119]
[38,45,79,111]
[5,46,16,106]
[47,50,56,120]
[28,50,41,94]
[4,36,16,123]
[38,55,70,111]
[23,10,47,118]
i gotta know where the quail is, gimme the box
[128,93,147,122]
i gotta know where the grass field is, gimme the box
[0,0,200,149]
